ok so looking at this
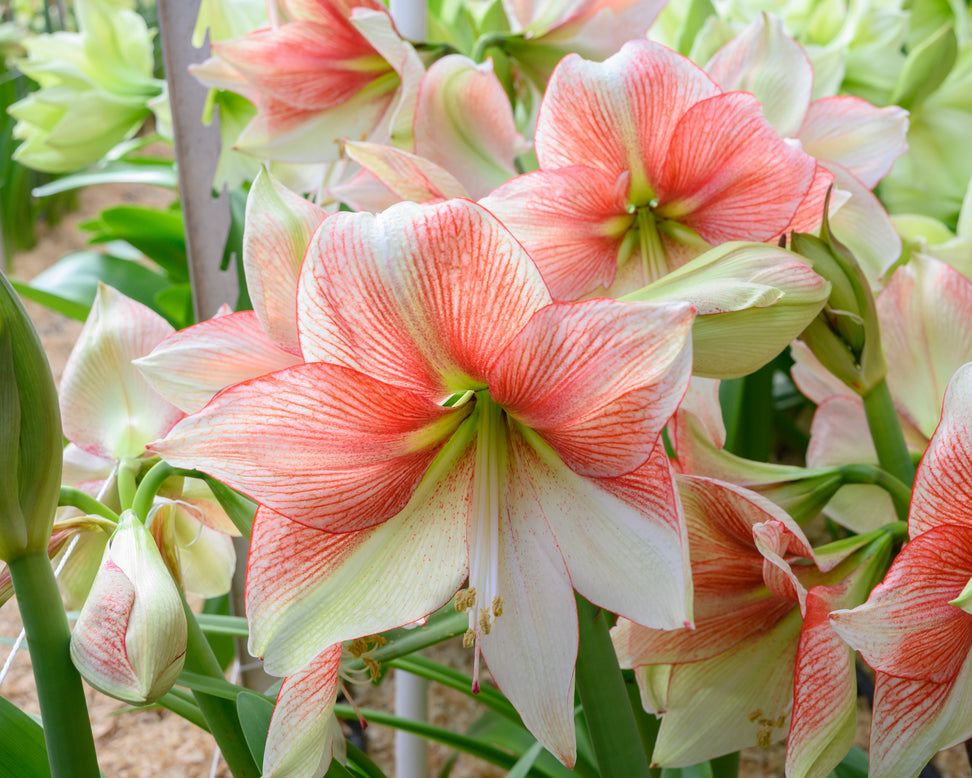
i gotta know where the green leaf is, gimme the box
[194,612,249,637]
[828,745,868,777]
[465,711,585,778]
[12,251,172,323]
[202,594,237,670]
[81,205,187,281]
[677,0,717,56]
[176,670,251,701]
[31,161,178,198]
[660,765,713,778]
[154,283,194,329]
[507,742,544,778]
[236,690,274,768]
[0,694,51,777]
[890,23,957,110]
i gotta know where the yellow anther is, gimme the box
[479,610,493,635]
[757,728,772,748]
[364,657,381,683]
[748,709,763,723]
[455,588,477,613]
[347,638,370,658]
[492,596,504,618]
[462,629,476,649]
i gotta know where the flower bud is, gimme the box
[791,207,887,395]
[624,242,830,379]
[70,511,187,705]
[0,270,62,562]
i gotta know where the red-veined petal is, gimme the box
[135,311,301,414]
[297,199,551,399]
[151,362,471,532]
[489,299,693,477]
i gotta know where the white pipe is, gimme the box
[394,665,430,778]
[389,0,427,41]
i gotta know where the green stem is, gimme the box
[59,486,121,524]
[180,594,260,778]
[624,679,662,777]
[132,461,175,521]
[470,31,507,62]
[117,458,140,512]
[722,361,775,461]
[837,464,912,521]
[710,752,740,778]
[575,595,652,777]
[7,550,100,778]
[861,378,916,498]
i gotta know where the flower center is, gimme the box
[456,391,507,692]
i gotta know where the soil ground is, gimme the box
[2,183,970,778]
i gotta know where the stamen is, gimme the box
[339,681,368,731]
[492,596,504,618]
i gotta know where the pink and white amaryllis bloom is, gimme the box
[830,363,972,778]
[151,198,696,764]
[792,253,972,533]
[191,0,423,163]
[704,13,908,285]
[481,39,823,301]
[612,476,889,776]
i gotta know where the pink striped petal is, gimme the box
[343,141,467,202]
[244,170,327,354]
[830,525,972,684]
[865,662,972,778]
[879,255,972,440]
[655,91,817,243]
[135,311,301,414]
[512,427,693,631]
[797,96,909,189]
[786,586,858,778]
[213,16,386,111]
[790,340,856,405]
[297,199,551,399]
[246,447,471,675]
[151,362,471,532]
[413,56,527,199]
[263,644,344,778]
[60,285,183,460]
[481,457,577,766]
[480,166,633,301]
[778,163,839,236]
[910,363,972,536]
[280,0,386,25]
[489,299,692,477]
[705,13,813,139]
[536,41,720,191]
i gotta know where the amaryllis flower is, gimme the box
[151,198,696,763]
[831,363,972,777]
[481,39,822,300]
[612,476,890,775]
[191,0,424,163]
[704,13,908,284]
[792,253,972,532]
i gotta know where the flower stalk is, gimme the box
[575,594,652,777]
[6,550,100,778]
[861,378,916,496]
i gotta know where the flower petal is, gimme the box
[654,91,817,243]
[297,199,551,399]
[60,284,183,460]
[489,298,693,477]
[480,166,632,301]
[879,254,972,441]
[135,311,301,414]
[705,13,813,139]
[513,427,693,631]
[480,468,577,766]
[244,169,327,354]
[152,362,471,532]
[413,56,526,199]
[246,442,471,675]
[343,140,467,202]
[536,40,719,191]
[910,362,972,536]
[797,96,909,189]
[830,525,972,684]
[263,644,344,778]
